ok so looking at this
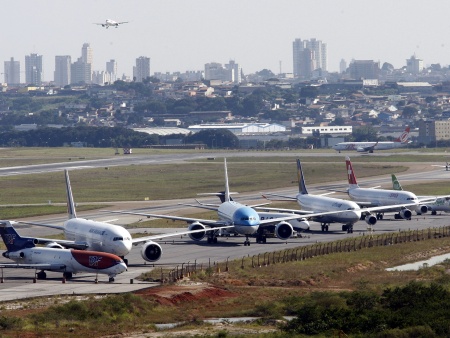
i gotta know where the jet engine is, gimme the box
[188,222,206,241]
[418,205,428,214]
[293,218,310,231]
[275,221,294,240]
[140,241,162,262]
[399,209,412,219]
[364,214,377,226]
[3,251,24,259]
[45,242,65,249]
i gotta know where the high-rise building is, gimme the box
[71,57,92,84]
[81,43,93,65]
[133,56,150,82]
[225,60,242,83]
[406,55,424,74]
[54,55,71,87]
[25,53,43,85]
[293,38,327,79]
[348,60,380,79]
[106,59,117,83]
[4,57,20,85]
[339,59,347,74]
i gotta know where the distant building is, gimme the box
[188,123,286,134]
[4,57,20,85]
[348,60,380,80]
[106,59,117,83]
[133,56,150,82]
[406,55,423,74]
[71,57,91,84]
[301,125,353,135]
[418,119,450,145]
[339,59,347,74]
[25,53,43,85]
[293,38,327,79]
[54,55,71,87]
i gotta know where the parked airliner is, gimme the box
[0,221,127,282]
[21,170,228,264]
[391,174,449,215]
[345,157,429,219]
[94,19,129,28]
[332,127,410,153]
[108,159,324,246]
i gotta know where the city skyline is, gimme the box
[3,0,450,82]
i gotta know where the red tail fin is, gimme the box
[345,156,358,186]
[394,126,410,143]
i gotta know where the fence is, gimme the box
[159,226,450,283]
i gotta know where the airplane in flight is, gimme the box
[19,170,227,264]
[345,156,430,220]
[94,19,129,29]
[0,221,127,282]
[332,127,411,153]
[391,174,448,215]
[108,159,329,246]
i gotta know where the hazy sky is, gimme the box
[4,0,450,81]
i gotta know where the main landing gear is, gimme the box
[207,230,219,244]
[321,223,329,232]
[36,270,47,280]
[342,224,354,233]
[376,213,384,220]
[255,229,267,244]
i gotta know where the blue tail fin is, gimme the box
[65,170,77,219]
[0,221,35,252]
[296,159,309,195]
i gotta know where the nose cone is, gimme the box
[115,239,132,257]
[116,260,128,274]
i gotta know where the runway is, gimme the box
[0,151,449,301]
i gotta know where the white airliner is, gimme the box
[0,221,127,282]
[94,19,129,29]
[345,156,430,219]
[108,159,325,246]
[391,174,448,215]
[20,170,228,264]
[332,127,410,153]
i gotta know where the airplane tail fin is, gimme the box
[65,170,77,219]
[391,174,403,191]
[296,159,309,195]
[223,159,231,203]
[345,157,359,189]
[0,221,36,252]
[394,126,411,144]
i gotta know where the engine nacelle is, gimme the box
[188,222,206,241]
[45,242,65,249]
[399,209,412,220]
[140,241,162,262]
[418,205,428,214]
[3,251,24,259]
[365,214,377,226]
[293,218,310,231]
[275,221,294,240]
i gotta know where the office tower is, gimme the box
[133,56,150,82]
[25,53,43,85]
[406,55,424,74]
[106,59,117,83]
[225,60,241,83]
[54,55,71,87]
[71,57,92,84]
[4,57,20,85]
[339,59,347,74]
[348,60,380,79]
[292,38,327,79]
[81,43,93,65]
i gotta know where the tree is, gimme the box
[402,106,418,118]
[184,129,239,148]
[351,125,378,142]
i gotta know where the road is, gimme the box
[0,151,448,301]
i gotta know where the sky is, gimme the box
[4,0,450,81]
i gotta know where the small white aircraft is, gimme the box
[431,162,450,171]
[94,19,129,29]
[333,127,411,153]
[345,157,430,219]
[0,221,127,282]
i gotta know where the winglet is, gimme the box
[296,159,308,195]
[391,174,403,191]
[65,170,77,219]
[0,221,35,252]
[394,126,411,143]
[224,159,231,202]
[345,157,359,188]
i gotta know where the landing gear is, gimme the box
[244,235,251,246]
[206,230,219,244]
[123,257,128,266]
[36,270,47,280]
[321,223,329,232]
[432,210,437,215]
[109,277,115,283]
[376,213,384,220]
[255,229,267,244]
[342,224,353,233]
[63,272,72,280]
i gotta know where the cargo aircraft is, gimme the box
[94,19,129,28]
[19,170,229,264]
[345,157,430,220]
[0,221,127,282]
[332,127,410,153]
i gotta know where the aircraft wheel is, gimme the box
[63,272,73,280]
[432,210,437,215]
[325,225,329,232]
[263,237,267,244]
[109,277,115,283]
[213,237,218,244]
[37,271,47,280]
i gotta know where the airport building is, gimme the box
[188,123,286,135]
[301,125,353,136]
[418,119,450,145]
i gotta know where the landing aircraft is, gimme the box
[0,221,127,282]
[94,19,129,29]
[345,157,429,219]
[20,170,228,264]
[108,159,326,246]
[391,174,449,215]
[332,127,410,153]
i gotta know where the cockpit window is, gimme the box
[113,237,124,241]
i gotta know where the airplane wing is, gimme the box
[17,221,64,231]
[261,192,296,201]
[117,21,129,24]
[0,263,66,270]
[33,238,89,250]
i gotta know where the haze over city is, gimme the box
[4,0,450,81]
